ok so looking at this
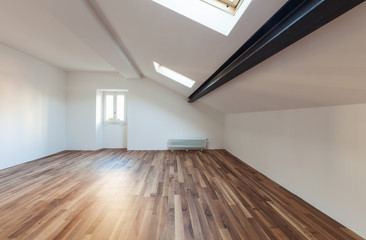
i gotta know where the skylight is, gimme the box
[152,0,252,36]
[202,0,243,15]
[153,62,195,88]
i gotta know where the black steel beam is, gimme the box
[188,0,365,102]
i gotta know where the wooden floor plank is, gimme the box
[0,149,363,240]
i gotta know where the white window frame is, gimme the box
[201,0,243,14]
[103,92,127,125]
[219,0,240,8]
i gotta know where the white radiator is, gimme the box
[167,138,207,151]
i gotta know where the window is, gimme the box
[220,0,240,8]
[201,0,243,14]
[152,0,252,36]
[153,61,195,88]
[104,92,126,124]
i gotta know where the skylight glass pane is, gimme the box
[105,95,114,121]
[153,62,195,88]
[116,95,125,121]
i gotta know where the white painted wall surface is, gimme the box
[66,72,224,150]
[0,43,66,170]
[103,124,127,148]
[95,89,104,149]
[225,104,366,238]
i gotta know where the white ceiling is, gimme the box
[199,2,366,113]
[93,0,287,95]
[0,0,365,113]
[0,0,114,72]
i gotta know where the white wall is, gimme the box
[66,72,224,150]
[103,125,127,148]
[225,104,366,238]
[95,89,104,149]
[0,43,66,170]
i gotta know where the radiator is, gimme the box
[167,138,207,151]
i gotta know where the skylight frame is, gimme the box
[201,0,244,15]
[220,0,240,8]
[153,62,195,88]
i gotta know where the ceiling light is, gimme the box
[153,62,195,88]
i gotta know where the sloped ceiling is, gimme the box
[0,0,114,72]
[199,2,366,113]
[0,0,365,113]
[93,0,287,95]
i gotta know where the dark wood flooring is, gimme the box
[0,149,363,240]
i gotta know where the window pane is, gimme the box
[116,95,125,121]
[105,95,114,121]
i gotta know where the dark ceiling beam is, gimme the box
[188,0,365,102]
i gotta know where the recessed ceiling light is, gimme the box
[153,62,195,88]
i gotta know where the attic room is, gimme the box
[0,0,365,239]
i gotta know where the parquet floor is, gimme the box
[0,149,363,240]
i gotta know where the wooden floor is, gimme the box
[0,150,363,240]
